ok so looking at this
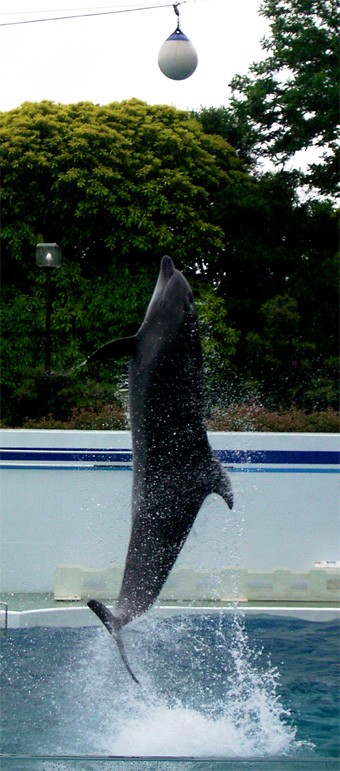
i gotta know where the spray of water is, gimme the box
[67,491,309,760]
[80,610,307,759]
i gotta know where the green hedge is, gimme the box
[4,402,338,433]
[207,404,339,433]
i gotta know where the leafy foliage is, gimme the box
[0,99,246,424]
[0,94,338,427]
[1,99,242,280]
[227,0,339,195]
[207,404,339,433]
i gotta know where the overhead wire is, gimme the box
[0,4,153,12]
[0,0,207,27]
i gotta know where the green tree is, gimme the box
[1,99,244,282]
[1,97,338,425]
[155,0,340,414]
[194,284,240,410]
[1,99,247,424]
[226,0,338,195]
[184,130,338,410]
[191,105,256,168]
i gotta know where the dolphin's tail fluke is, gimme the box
[87,599,140,684]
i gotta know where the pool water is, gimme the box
[0,613,339,768]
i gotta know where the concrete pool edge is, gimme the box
[2,603,339,628]
[0,756,339,769]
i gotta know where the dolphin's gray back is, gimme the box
[86,256,233,682]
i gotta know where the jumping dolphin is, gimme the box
[86,256,233,682]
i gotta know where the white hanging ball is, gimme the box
[158,28,198,81]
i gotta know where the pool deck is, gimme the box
[1,593,339,612]
[1,593,339,627]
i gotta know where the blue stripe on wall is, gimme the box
[1,464,339,473]
[0,447,339,466]
[0,449,131,463]
[217,449,340,465]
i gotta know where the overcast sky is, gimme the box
[0,0,269,113]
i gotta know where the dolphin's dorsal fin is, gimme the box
[210,459,234,510]
[86,335,138,365]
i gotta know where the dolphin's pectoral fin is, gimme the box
[86,335,138,366]
[87,599,140,684]
[210,460,233,510]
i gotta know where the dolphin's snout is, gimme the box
[160,255,175,280]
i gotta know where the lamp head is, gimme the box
[36,243,62,268]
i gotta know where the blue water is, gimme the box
[0,613,339,770]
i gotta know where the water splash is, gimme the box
[86,611,308,759]
[2,612,320,760]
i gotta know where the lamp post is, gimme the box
[35,242,62,375]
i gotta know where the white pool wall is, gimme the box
[0,430,339,597]
[5,605,339,629]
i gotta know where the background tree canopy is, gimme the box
[198,0,338,197]
[1,0,338,429]
[1,99,247,423]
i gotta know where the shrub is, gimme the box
[14,403,126,431]
[207,404,339,433]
